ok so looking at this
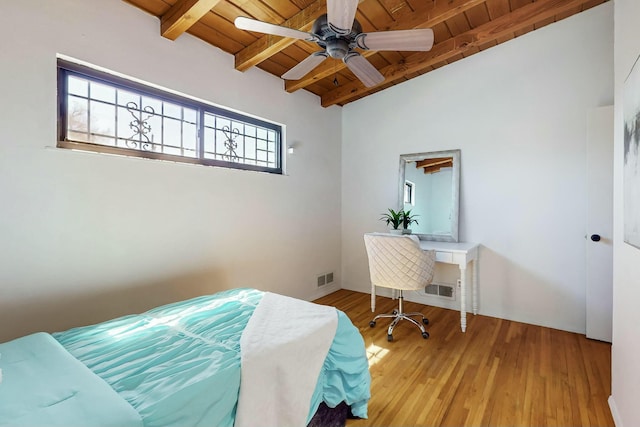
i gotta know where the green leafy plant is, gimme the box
[380,208,404,230]
[402,209,419,229]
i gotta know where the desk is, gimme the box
[418,241,479,332]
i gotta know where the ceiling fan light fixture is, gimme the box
[326,39,350,59]
[234,0,432,90]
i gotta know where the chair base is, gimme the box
[369,291,429,341]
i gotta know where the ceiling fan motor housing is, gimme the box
[312,14,362,60]
[326,39,349,59]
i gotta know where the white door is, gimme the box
[585,105,613,342]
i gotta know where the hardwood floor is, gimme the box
[314,290,613,427]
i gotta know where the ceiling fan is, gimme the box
[234,0,434,88]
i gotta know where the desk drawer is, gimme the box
[435,251,453,263]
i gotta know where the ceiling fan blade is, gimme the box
[282,53,328,80]
[326,0,359,35]
[234,17,317,41]
[355,29,434,51]
[343,53,385,88]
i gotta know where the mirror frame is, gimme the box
[397,149,461,242]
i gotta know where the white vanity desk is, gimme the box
[418,240,479,332]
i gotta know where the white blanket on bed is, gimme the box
[235,292,338,427]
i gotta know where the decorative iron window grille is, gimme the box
[57,60,282,174]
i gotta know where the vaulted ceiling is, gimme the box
[124,0,609,107]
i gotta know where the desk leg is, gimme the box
[460,265,467,332]
[473,259,479,315]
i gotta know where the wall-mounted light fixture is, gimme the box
[287,142,299,154]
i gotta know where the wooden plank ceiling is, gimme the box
[124,0,609,107]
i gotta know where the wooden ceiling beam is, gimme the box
[161,0,223,40]
[285,0,486,93]
[321,0,590,107]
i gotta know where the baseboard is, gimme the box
[609,395,623,427]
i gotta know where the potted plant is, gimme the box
[380,208,404,234]
[402,210,419,234]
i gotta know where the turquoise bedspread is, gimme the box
[53,288,370,427]
[0,333,143,427]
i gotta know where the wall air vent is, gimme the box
[424,281,455,300]
[317,272,335,287]
[317,275,326,287]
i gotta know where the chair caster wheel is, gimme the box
[392,309,398,315]
[387,334,393,342]
[422,332,429,339]
[422,318,429,325]
[369,321,376,328]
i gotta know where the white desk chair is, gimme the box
[364,232,436,341]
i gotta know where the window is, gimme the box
[57,60,282,174]
[404,180,415,205]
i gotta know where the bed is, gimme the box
[0,288,370,427]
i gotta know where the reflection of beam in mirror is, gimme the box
[398,150,460,242]
[416,157,452,167]
[422,163,452,174]
[416,157,453,174]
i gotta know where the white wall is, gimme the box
[342,4,613,333]
[611,0,640,425]
[0,0,342,342]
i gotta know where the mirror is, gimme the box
[397,149,461,242]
